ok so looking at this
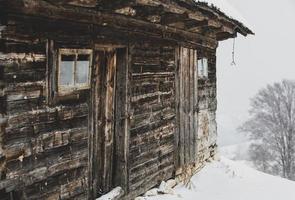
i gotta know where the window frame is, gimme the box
[57,49,93,95]
[197,57,209,79]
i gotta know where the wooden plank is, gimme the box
[91,50,106,198]
[176,47,199,167]
[47,0,97,8]
[88,49,97,199]
[4,0,218,49]
[189,48,195,163]
[135,0,205,21]
[179,47,185,167]
[103,50,117,192]
[113,48,129,192]
[174,47,180,169]
[192,49,198,162]
[183,47,190,165]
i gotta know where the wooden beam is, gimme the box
[113,47,130,193]
[4,0,218,48]
[46,0,97,7]
[161,12,189,25]
[216,31,236,41]
[135,0,205,21]
[96,0,132,10]
[115,7,137,17]
[185,19,208,30]
[188,19,222,33]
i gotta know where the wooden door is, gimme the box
[88,48,116,198]
[88,47,129,199]
[175,47,198,170]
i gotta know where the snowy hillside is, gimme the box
[140,157,295,200]
[219,142,252,161]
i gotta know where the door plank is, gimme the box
[102,50,117,192]
[113,48,129,192]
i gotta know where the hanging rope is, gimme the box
[231,38,236,66]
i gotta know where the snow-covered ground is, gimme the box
[140,152,295,200]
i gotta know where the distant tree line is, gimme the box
[240,80,295,180]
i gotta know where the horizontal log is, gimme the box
[60,178,87,199]
[129,165,174,193]
[130,141,174,168]
[0,39,46,54]
[47,0,97,8]
[0,52,46,63]
[4,0,218,49]
[7,103,88,127]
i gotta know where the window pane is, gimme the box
[198,59,204,76]
[203,58,208,77]
[198,58,208,77]
[76,54,90,85]
[60,55,75,86]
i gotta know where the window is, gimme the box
[197,58,208,78]
[58,49,92,94]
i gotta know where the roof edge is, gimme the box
[195,1,254,36]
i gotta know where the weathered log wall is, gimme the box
[0,20,89,199]
[128,43,176,197]
[0,6,219,200]
[196,49,218,169]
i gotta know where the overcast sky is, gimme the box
[216,0,295,146]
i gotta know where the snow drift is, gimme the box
[141,157,295,200]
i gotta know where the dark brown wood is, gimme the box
[103,49,116,192]
[92,50,106,198]
[4,0,218,49]
[179,47,185,166]
[0,0,249,199]
[47,0,97,7]
[174,46,180,169]
[113,48,129,192]
[189,49,196,163]
[192,49,198,162]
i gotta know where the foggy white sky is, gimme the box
[216,0,295,146]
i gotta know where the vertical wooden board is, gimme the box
[113,48,129,192]
[194,49,198,162]
[179,47,185,166]
[193,49,198,162]
[189,49,195,163]
[0,52,6,191]
[174,47,180,168]
[103,50,117,192]
[88,49,96,199]
[46,39,56,105]
[183,47,190,165]
[92,50,106,197]
[126,44,133,193]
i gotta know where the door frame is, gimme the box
[88,46,130,199]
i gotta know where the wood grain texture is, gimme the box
[0,1,220,199]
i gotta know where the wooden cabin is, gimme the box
[0,0,253,199]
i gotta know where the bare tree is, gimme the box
[240,80,295,180]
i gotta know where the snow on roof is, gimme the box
[196,0,253,32]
